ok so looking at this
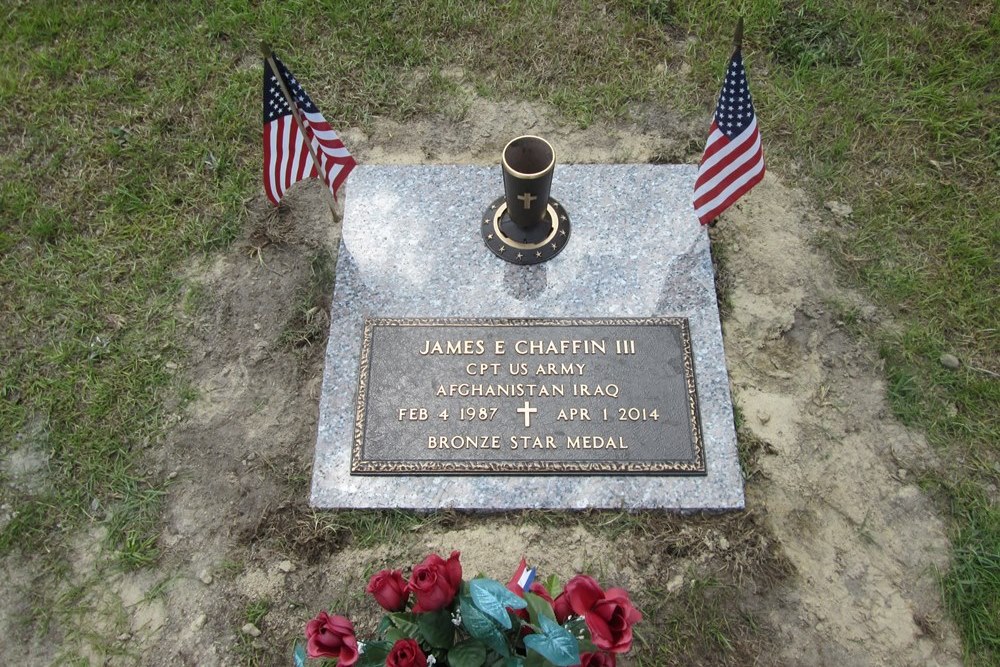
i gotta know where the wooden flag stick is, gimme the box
[261,42,338,218]
[733,16,744,52]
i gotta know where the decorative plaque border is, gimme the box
[350,317,706,475]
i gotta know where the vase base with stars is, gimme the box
[482,135,571,265]
[480,195,571,265]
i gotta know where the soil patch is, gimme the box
[0,95,963,665]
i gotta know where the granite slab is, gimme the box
[311,164,744,510]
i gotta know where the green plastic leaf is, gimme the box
[523,615,581,667]
[524,651,547,667]
[357,641,392,667]
[524,592,556,626]
[386,612,420,638]
[470,578,527,630]
[460,594,510,657]
[577,636,597,654]
[417,609,455,649]
[448,639,488,667]
[293,641,306,667]
[542,574,562,598]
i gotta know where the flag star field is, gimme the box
[715,58,754,136]
[693,49,765,225]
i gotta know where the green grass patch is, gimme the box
[635,577,762,666]
[0,1,255,569]
[943,484,1000,663]
[244,599,271,627]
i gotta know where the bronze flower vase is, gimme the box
[481,135,571,265]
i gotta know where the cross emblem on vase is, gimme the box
[517,192,537,209]
[516,400,538,427]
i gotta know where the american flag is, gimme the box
[510,558,537,593]
[693,48,765,224]
[263,54,355,206]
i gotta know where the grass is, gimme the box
[634,576,762,666]
[245,599,271,627]
[279,247,337,351]
[1,0,997,662]
[944,483,1000,661]
[0,2,249,569]
[236,599,271,662]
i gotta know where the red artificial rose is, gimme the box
[554,574,600,623]
[558,576,641,653]
[553,590,572,623]
[386,638,427,667]
[583,587,643,654]
[366,569,410,611]
[579,651,617,667]
[305,611,359,665]
[564,574,606,616]
[408,550,462,612]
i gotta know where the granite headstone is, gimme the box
[312,164,744,510]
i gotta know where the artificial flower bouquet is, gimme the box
[296,551,641,667]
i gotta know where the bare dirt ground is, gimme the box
[0,95,966,665]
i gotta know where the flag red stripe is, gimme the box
[696,166,765,224]
[274,120,286,202]
[295,146,308,182]
[698,122,725,164]
[294,123,311,185]
[279,119,292,194]
[696,120,758,186]
[695,154,765,220]
[308,127,345,146]
[294,129,313,181]
[330,159,355,198]
[315,137,348,152]
[693,136,763,208]
[276,118,289,198]
[285,122,299,193]
[311,132,343,147]
[266,120,282,205]
[313,137,350,155]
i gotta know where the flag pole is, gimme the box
[733,16,744,52]
[261,42,338,219]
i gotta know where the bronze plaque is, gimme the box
[351,318,705,475]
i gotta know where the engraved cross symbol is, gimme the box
[516,400,538,428]
[517,192,537,209]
